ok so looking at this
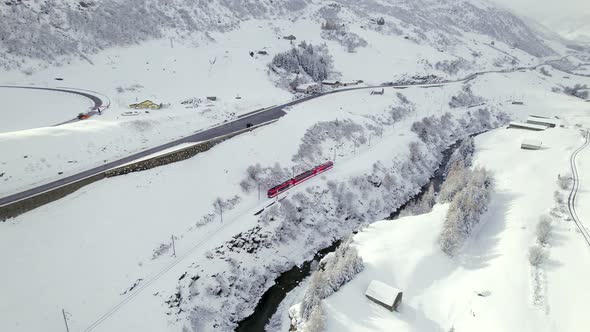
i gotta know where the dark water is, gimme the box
[235,240,341,332]
[387,138,465,220]
[235,138,469,332]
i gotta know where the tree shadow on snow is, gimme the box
[403,192,518,296]
[458,191,518,271]
[339,300,443,332]
[397,302,444,332]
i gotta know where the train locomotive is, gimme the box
[267,161,334,198]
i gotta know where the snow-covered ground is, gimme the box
[1,63,588,332]
[1,2,589,331]
[319,102,590,332]
[0,87,92,132]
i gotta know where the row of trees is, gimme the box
[438,160,493,256]
[292,119,368,166]
[298,240,364,331]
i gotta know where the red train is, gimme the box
[267,161,334,198]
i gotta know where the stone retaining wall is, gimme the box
[0,173,105,221]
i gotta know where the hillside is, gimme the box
[0,0,564,70]
[314,113,590,332]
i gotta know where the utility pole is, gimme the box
[171,235,176,257]
[220,205,223,223]
[62,309,70,332]
[333,147,337,163]
[258,183,261,201]
[292,166,295,178]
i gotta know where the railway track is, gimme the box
[567,129,590,247]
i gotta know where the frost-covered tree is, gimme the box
[271,42,333,81]
[536,215,552,245]
[305,304,326,332]
[449,85,486,108]
[439,166,493,256]
[299,239,363,322]
[445,137,475,176]
[321,29,368,53]
[239,163,291,193]
[435,59,470,75]
[292,119,367,166]
[539,66,552,77]
[528,245,548,266]
[563,84,589,99]
[439,160,469,202]
[399,183,436,217]
[557,174,573,190]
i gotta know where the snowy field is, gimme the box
[318,107,590,332]
[0,87,91,132]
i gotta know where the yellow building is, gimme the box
[129,100,161,109]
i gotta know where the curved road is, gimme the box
[0,57,579,209]
[0,85,107,126]
[567,130,590,247]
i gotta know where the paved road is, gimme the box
[0,57,574,209]
[0,85,107,126]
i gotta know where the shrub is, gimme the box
[528,245,548,266]
[558,175,573,190]
[321,29,368,53]
[449,85,485,108]
[554,190,565,205]
[536,215,552,245]
[539,67,552,77]
[435,59,470,75]
[563,84,589,99]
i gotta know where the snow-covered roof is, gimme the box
[365,280,401,306]
[522,139,542,147]
[508,121,548,131]
[526,116,559,127]
[322,80,341,85]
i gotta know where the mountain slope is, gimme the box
[0,0,559,69]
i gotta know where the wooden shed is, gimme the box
[508,121,548,131]
[365,280,403,312]
[521,139,543,150]
[129,100,161,109]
